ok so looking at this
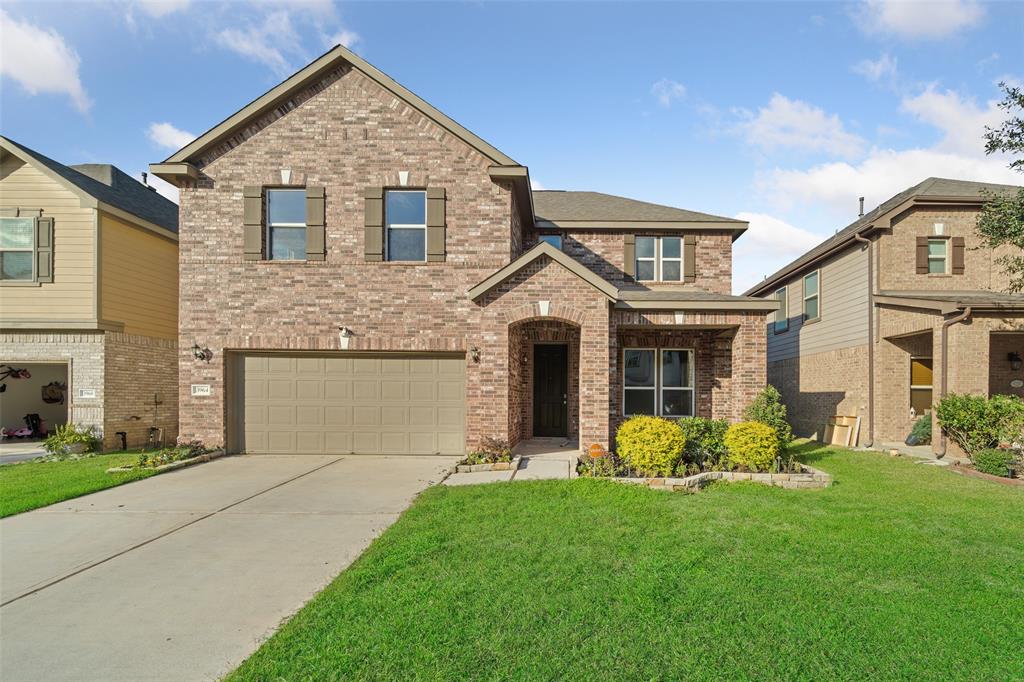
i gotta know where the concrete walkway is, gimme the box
[0,454,456,682]
[443,438,577,485]
[0,440,47,465]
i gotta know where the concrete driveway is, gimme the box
[0,454,456,682]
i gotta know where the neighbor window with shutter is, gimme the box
[385,190,427,261]
[633,236,688,282]
[265,189,306,260]
[927,238,948,274]
[0,215,52,283]
[803,270,820,321]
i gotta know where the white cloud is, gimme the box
[651,78,686,108]
[324,28,359,49]
[737,94,865,158]
[137,172,180,204]
[0,10,91,113]
[147,122,195,151]
[855,0,984,40]
[530,178,546,191]
[852,53,898,83]
[136,0,190,18]
[900,85,1003,155]
[732,212,823,294]
[215,10,300,76]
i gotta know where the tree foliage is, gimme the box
[979,82,1024,292]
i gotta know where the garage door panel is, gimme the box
[241,353,464,455]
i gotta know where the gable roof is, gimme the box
[533,190,747,236]
[468,241,618,300]
[1,136,178,235]
[159,44,518,170]
[744,177,1022,297]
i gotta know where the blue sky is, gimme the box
[2,0,1022,292]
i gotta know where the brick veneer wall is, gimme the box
[878,206,1018,292]
[523,230,734,295]
[0,331,177,449]
[768,345,869,440]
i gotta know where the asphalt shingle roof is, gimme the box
[532,190,744,224]
[2,137,178,233]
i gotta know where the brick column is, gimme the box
[579,303,611,449]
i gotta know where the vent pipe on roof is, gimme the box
[142,172,148,186]
[858,196,865,217]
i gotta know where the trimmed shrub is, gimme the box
[464,437,513,465]
[43,423,101,459]
[906,415,932,446]
[743,386,793,450]
[935,393,1024,456]
[972,448,1018,478]
[724,421,779,472]
[615,416,686,477]
[676,417,729,470]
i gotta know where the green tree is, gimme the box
[978,82,1024,293]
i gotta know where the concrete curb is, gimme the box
[455,455,522,474]
[107,449,227,474]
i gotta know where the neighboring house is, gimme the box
[0,137,179,449]
[745,177,1024,456]
[150,45,774,456]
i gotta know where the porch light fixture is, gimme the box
[338,326,353,350]
[1009,352,1022,372]
[191,343,212,362]
[470,346,481,363]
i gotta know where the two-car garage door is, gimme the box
[238,354,465,455]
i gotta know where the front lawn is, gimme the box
[0,452,155,518]
[230,443,1024,680]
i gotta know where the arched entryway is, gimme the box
[507,317,581,446]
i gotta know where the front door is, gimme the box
[533,344,568,437]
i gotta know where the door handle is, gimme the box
[562,394,567,405]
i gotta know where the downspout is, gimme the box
[852,231,874,447]
[936,306,973,457]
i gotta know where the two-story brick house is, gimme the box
[746,177,1024,457]
[151,45,775,456]
[1,136,179,449]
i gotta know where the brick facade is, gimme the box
[175,62,767,454]
[0,331,177,449]
[768,345,869,440]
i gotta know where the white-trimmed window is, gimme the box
[635,236,682,282]
[774,286,789,334]
[927,238,948,274]
[623,348,695,417]
[0,217,35,281]
[385,190,426,261]
[538,233,563,250]
[803,270,820,321]
[266,189,306,260]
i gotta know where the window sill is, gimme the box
[802,316,821,326]
[927,273,952,278]
[773,326,790,335]
[0,279,42,287]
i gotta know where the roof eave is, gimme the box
[149,162,200,188]
[614,299,778,312]
[489,166,535,230]
[534,219,746,236]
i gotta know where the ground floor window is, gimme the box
[910,356,933,415]
[623,348,694,417]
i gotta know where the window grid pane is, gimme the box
[804,272,819,297]
[266,190,306,225]
[0,218,35,249]
[269,226,306,260]
[0,251,33,280]
[775,288,788,332]
[539,234,562,249]
[804,296,819,320]
[386,191,426,225]
[661,389,693,417]
[387,227,426,261]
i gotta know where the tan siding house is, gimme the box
[748,177,1024,458]
[0,137,179,449]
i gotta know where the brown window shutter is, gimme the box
[915,236,928,274]
[426,187,446,262]
[36,217,54,283]
[951,237,965,275]
[683,235,697,283]
[623,234,636,277]
[305,186,325,261]
[364,187,383,262]
[243,186,263,261]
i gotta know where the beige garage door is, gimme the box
[241,354,465,455]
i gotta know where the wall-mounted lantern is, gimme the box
[191,343,212,362]
[470,346,481,363]
[1009,352,1022,372]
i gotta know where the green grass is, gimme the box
[0,452,155,517]
[229,443,1024,681]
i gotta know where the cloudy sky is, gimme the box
[1,0,1021,292]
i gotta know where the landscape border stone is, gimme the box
[455,455,522,473]
[106,448,227,474]
[605,463,833,492]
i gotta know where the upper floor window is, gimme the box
[0,217,35,281]
[774,287,789,334]
[803,270,820,321]
[623,348,694,417]
[385,190,426,261]
[635,236,682,282]
[266,189,306,260]
[538,233,563,250]
[927,238,948,274]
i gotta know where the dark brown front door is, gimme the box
[533,344,568,437]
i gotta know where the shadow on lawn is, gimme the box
[787,440,839,466]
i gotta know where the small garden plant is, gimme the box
[743,385,792,450]
[906,415,932,446]
[971,448,1019,478]
[724,421,780,472]
[43,423,102,460]
[463,437,513,465]
[135,441,211,469]
[936,393,1024,478]
[615,415,686,477]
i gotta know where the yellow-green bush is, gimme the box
[724,421,779,472]
[615,416,686,477]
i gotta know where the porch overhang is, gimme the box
[468,242,618,301]
[875,291,1024,315]
[614,288,778,312]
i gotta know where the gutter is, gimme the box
[852,231,874,447]
[935,306,973,458]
